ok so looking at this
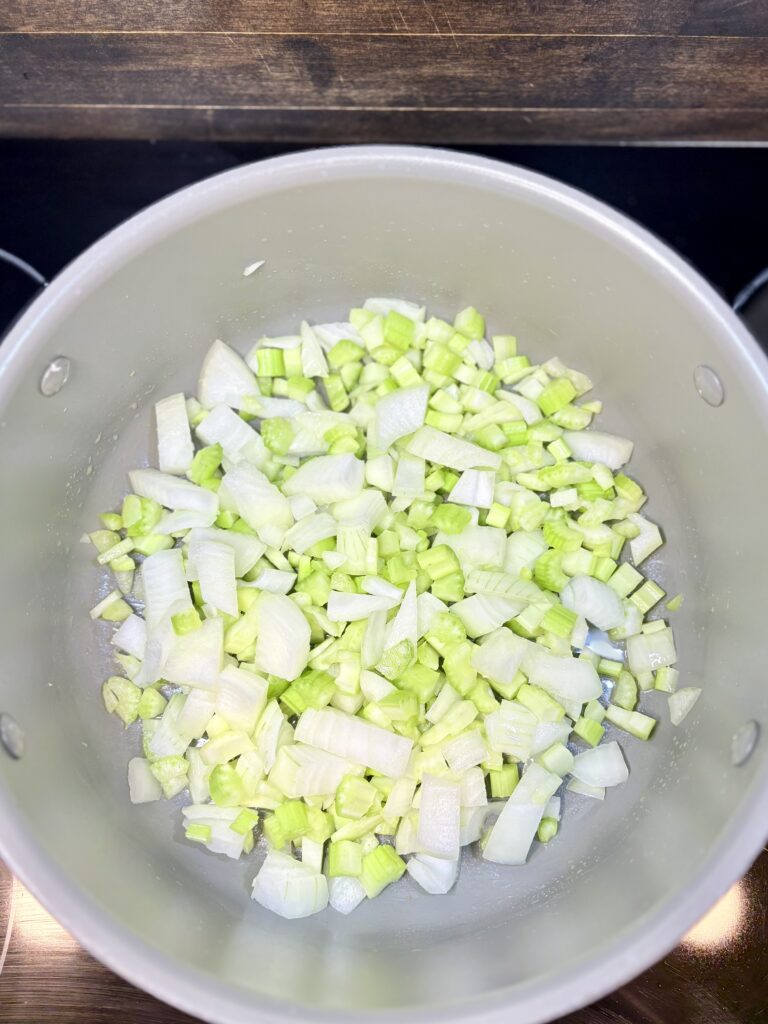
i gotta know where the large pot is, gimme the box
[1,147,766,1024]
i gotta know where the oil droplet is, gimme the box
[0,712,25,759]
[693,365,724,407]
[39,356,71,396]
[731,720,759,766]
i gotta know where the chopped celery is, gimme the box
[87,298,679,920]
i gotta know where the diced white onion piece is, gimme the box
[384,776,417,818]
[299,321,329,378]
[669,687,701,725]
[111,614,147,659]
[255,593,310,682]
[365,453,395,492]
[283,513,338,554]
[128,757,163,803]
[333,489,388,531]
[571,741,628,787]
[460,802,504,846]
[313,321,363,351]
[295,707,413,778]
[177,689,217,739]
[154,509,216,534]
[561,575,624,631]
[327,591,399,622]
[567,778,605,800]
[129,468,219,517]
[246,568,296,595]
[196,403,260,463]
[162,616,224,690]
[392,453,426,498]
[361,576,403,602]
[383,581,418,652]
[442,731,487,775]
[485,701,538,760]
[417,773,461,861]
[282,453,365,506]
[361,609,387,669]
[426,682,459,724]
[483,763,561,865]
[216,665,268,733]
[448,469,495,509]
[451,595,523,638]
[526,651,602,704]
[252,850,329,919]
[360,670,396,703]
[531,719,572,755]
[269,743,360,798]
[416,591,448,639]
[407,853,459,895]
[562,430,634,470]
[544,796,562,821]
[198,339,259,411]
[363,297,425,321]
[249,396,306,420]
[406,426,501,472]
[185,527,265,578]
[328,875,367,915]
[628,513,663,565]
[222,462,293,541]
[195,540,238,617]
[288,493,317,520]
[459,767,488,808]
[255,700,290,771]
[626,627,677,675]
[243,259,264,276]
[435,525,506,573]
[287,412,344,457]
[373,385,428,452]
[471,628,533,687]
[155,392,194,475]
[496,390,542,424]
[142,548,191,628]
[464,339,494,369]
[300,837,324,874]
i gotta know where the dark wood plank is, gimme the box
[0,861,196,1023]
[0,33,766,146]
[1,0,766,36]
[1,104,765,145]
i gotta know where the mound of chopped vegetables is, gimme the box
[88,297,697,919]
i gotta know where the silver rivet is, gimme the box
[693,365,724,407]
[40,356,71,396]
[0,712,24,759]
[731,720,759,766]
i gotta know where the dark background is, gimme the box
[2,141,768,331]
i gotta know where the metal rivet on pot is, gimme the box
[39,356,71,396]
[731,720,759,766]
[0,712,24,760]
[693,365,724,407]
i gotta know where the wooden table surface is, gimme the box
[0,1,767,143]
[2,851,768,1023]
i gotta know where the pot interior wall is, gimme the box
[1,155,767,1016]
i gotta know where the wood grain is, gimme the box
[3,853,768,1023]
[0,4,767,156]
[0,28,766,142]
[2,0,767,36]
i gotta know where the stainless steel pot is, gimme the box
[1,146,767,1024]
